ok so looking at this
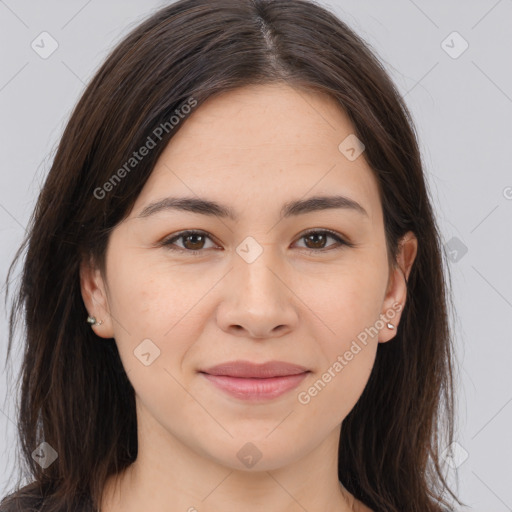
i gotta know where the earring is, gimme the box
[87,315,103,326]
[386,322,395,329]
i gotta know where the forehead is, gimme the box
[131,83,382,224]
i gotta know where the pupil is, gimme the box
[185,234,203,249]
[182,233,327,251]
[306,233,325,249]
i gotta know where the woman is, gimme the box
[1,0,462,510]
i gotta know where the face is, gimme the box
[81,83,417,472]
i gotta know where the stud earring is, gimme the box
[87,315,103,326]
[386,322,395,329]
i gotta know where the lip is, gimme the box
[200,360,310,378]
[201,372,309,401]
[199,360,310,401]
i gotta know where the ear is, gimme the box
[378,231,418,343]
[79,255,115,339]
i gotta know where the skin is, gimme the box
[80,83,417,512]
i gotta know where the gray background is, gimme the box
[1,1,511,510]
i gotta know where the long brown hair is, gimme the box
[1,0,463,510]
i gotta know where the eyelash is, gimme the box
[160,229,355,256]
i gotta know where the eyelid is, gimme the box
[160,228,355,254]
[299,229,356,251]
[160,229,220,252]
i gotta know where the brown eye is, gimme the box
[181,233,206,250]
[295,230,352,252]
[161,228,353,256]
[303,232,329,249]
[161,230,217,254]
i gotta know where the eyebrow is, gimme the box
[136,194,369,221]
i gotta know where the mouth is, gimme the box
[200,372,310,401]
[198,360,311,401]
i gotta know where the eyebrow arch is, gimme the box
[136,194,369,221]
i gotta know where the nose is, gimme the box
[215,249,299,339]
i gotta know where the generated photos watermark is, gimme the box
[93,96,198,200]
[297,301,403,405]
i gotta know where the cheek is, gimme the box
[320,336,377,414]
[293,258,386,415]
[297,303,379,427]
[106,246,202,331]
[296,258,387,340]
[105,252,216,378]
